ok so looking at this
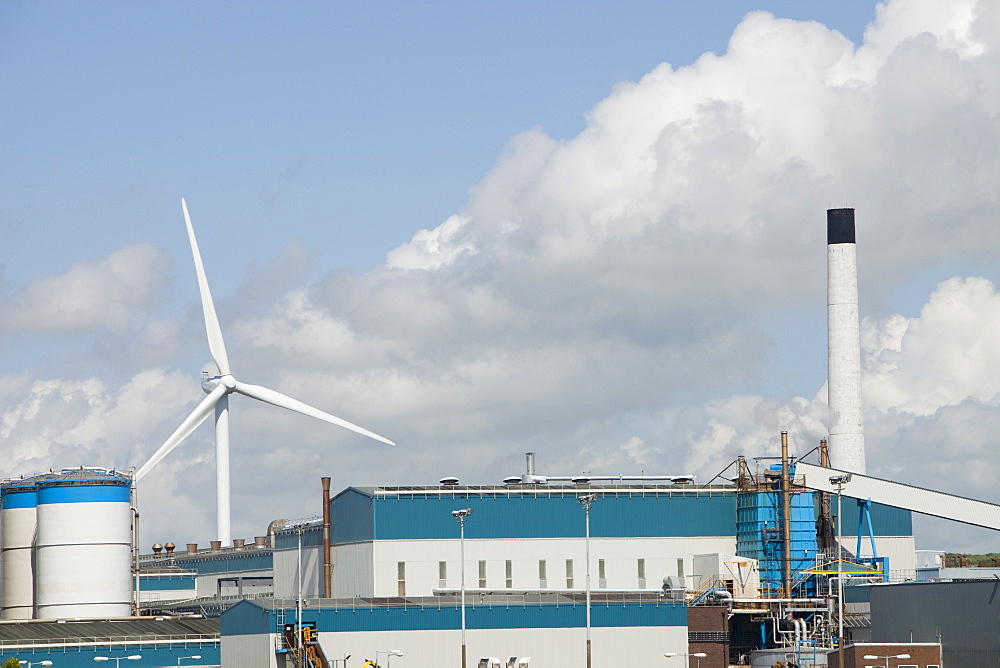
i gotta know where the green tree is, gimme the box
[1,657,22,668]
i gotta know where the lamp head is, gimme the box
[451,508,473,518]
[829,474,852,485]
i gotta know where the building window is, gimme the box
[598,559,606,588]
[479,560,487,589]
[539,560,547,587]
[397,562,405,597]
[566,559,574,588]
[637,558,646,588]
[505,560,513,588]
[677,557,685,578]
[438,561,447,588]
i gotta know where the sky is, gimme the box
[2,0,999,554]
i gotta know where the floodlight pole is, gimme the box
[830,474,851,668]
[453,508,474,668]
[578,493,597,668]
[297,525,304,667]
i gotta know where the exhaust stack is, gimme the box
[827,208,866,473]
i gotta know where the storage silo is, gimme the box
[0,475,46,619]
[34,468,133,619]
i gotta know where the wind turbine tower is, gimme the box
[137,199,394,546]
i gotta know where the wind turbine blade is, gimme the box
[232,380,396,446]
[135,384,228,480]
[181,198,231,376]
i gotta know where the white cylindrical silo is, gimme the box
[0,477,43,619]
[34,468,133,619]
[827,208,866,474]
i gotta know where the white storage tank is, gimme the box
[34,468,133,619]
[0,475,47,619]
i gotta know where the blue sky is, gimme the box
[2,2,876,288]
[3,0,1000,552]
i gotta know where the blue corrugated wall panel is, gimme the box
[223,601,687,636]
[222,599,275,637]
[137,575,196,590]
[275,524,325,549]
[334,492,736,542]
[168,552,273,575]
[837,499,913,536]
[0,643,220,668]
[332,488,375,544]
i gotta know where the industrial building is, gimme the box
[1,207,985,667]
[128,454,918,666]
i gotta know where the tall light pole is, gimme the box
[578,493,597,668]
[863,653,910,668]
[177,656,202,667]
[830,473,852,668]
[452,508,474,668]
[377,650,403,667]
[296,524,305,667]
[664,651,707,667]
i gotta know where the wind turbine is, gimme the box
[136,198,394,546]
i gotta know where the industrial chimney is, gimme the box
[827,208,866,473]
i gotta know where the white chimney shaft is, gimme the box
[827,208,866,474]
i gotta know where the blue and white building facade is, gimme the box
[222,595,687,667]
[324,485,915,599]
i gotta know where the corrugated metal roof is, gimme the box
[0,617,217,644]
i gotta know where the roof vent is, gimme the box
[439,476,460,486]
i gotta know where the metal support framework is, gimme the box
[795,461,1000,530]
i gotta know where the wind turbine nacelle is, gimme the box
[201,373,235,394]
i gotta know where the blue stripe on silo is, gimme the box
[357,492,735,541]
[1,490,38,508]
[36,484,131,504]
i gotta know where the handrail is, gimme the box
[0,632,219,647]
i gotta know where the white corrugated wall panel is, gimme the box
[274,544,323,598]
[333,542,374,597]
[369,535,737,597]
[312,625,688,666]
[222,632,278,668]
